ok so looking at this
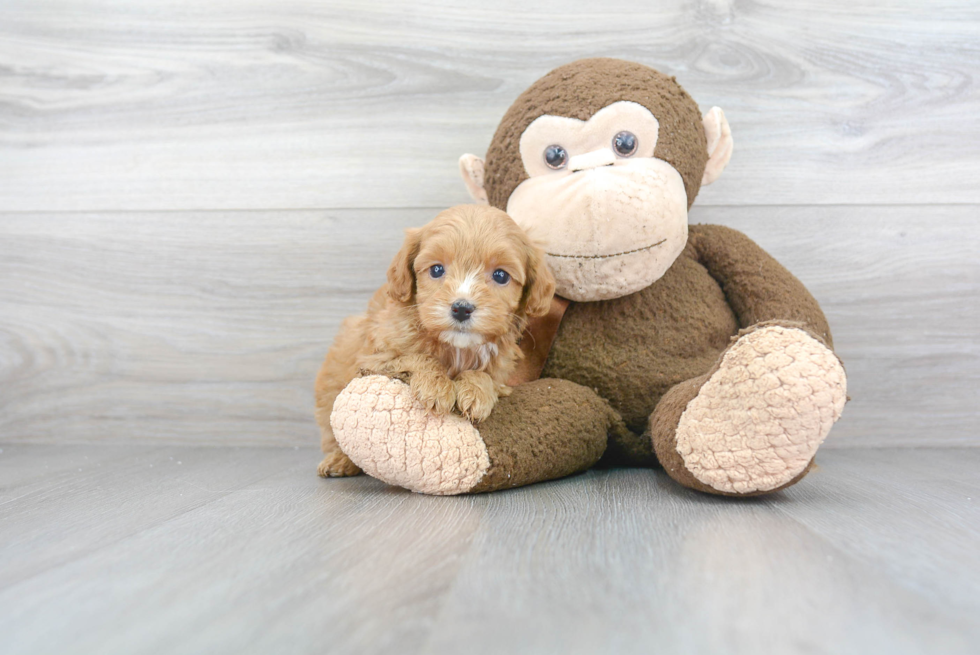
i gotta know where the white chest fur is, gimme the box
[446,343,499,378]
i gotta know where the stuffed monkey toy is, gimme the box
[328,58,847,496]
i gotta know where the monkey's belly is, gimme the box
[542,254,738,434]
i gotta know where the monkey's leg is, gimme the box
[649,324,847,496]
[330,376,610,495]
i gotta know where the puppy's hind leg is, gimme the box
[316,416,362,479]
[315,385,363,477]
[318,447,362,478]
[314,316,366,478]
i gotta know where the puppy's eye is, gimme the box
[429,264,445,279]
[543,145,567,170]
[492,269,510,285]
[613,131,637,157]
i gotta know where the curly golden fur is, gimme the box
[315,205,556,477]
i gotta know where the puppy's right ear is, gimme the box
[387,227,421,303]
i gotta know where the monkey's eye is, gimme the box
[613,131,638,157]
[492,269,510,285]
[543,145,568,170]
[429,264,445,279]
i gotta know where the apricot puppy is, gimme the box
[314,205,556,477]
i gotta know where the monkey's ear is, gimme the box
[386,228,421,304]
[701,107,734,186]
[458,154,489,204]
[522,245,557,317]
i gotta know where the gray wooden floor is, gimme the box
[1,445,977,655]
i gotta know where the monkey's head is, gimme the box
[459,58,733,302]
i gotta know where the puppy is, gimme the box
[314,205,556,477]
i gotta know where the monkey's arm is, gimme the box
[688,224,833,348]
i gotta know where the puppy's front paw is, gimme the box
[318,450,362,477]
[410,370,457,415]
[454,371,498,422]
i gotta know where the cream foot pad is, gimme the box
[331,375,490,495]
[675,326,847,494]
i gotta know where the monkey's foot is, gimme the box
[664,325,847,495]
[331,376,609,495]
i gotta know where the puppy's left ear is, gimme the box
[522,244,556,317]
[387,227,421,304]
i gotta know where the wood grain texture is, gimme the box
[0,0,978,211]
[0,445,303,588]
[0,445,977,654]
[1,205,977,447]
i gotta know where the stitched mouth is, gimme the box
[546,238,667,260]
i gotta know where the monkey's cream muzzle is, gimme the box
[501,101,690,302]
[567,148,616,172]
[507,157,689,302]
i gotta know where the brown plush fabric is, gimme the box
[597,410,658,468]
[688,225,834,347]
[542,224,834,473]
[507,296,570,386]
[542,238,738,436]
[483,58,708,211]
[649,370,717,493]
[469,378,610,493]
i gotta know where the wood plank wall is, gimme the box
[1,0,977,447]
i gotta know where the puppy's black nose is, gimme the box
[450,300,475,322]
